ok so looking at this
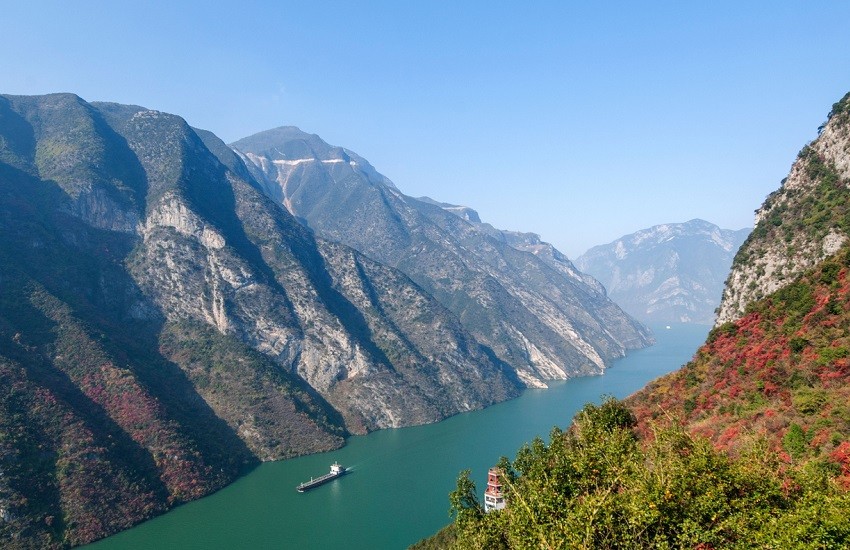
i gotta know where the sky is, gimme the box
[3,1,850,258]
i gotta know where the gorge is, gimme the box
[0,93,648,548]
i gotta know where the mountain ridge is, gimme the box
[231,127,653,388]
[576,219,750,324]
[630,92,850,461]
[0,94,522,547]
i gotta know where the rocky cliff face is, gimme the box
[629,91,850,481]
[231,127,653,388]
[717,92,850,324]
[575,220,750,325]
[0,94,521,547]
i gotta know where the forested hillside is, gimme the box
[437,399,850,549]
[632,247,850,477]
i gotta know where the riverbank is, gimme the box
[86,324,709,550]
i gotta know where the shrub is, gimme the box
[792,388,828,416]
[784,423,808,460]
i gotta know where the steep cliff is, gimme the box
[0,94,521,547]
[576,220,750,325]
[717,92,850,324]
[231,128,652,388]
[629,92,850,475]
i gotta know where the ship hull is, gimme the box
[296,470,345,492]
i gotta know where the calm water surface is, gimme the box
[87,324,708,550]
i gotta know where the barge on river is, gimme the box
[296,462,346,492]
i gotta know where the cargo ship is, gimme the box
[296,462,346,492]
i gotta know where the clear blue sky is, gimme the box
[3,1,850,257]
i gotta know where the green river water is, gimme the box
[87,323,709,550]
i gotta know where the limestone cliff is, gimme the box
[717,92,850,324]
[231,128,653,388]
[0,94,520,547]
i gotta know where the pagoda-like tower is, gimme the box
[483,467,506,512]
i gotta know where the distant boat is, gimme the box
[665,325,671,329]
[296,462,346,492]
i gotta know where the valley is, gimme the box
[3,8,850,546]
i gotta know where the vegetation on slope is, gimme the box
[159,321,345,460]
[746,144,850,250]
[0,164,247,547]
[632,245,850,483]
[439,399,850,549]
[423,245,850,549]
[0,272,255,548]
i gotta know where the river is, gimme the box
[86,323,708,550]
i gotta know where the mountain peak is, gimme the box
[717,92,850,324]
[230,126,336,160]
[416,196,482,223]
[233,126,652,387]
[576,220,750,324]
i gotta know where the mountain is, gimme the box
[575,220,750,325]
[419,93,850,550]
[231,127,653,388]
[717,93,850,324]
[0,94,522,547]
[630,91,850,465]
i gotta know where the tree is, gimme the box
[449,470,481,526]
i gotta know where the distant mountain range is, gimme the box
[575,220,750,325]
[231,127,651,388]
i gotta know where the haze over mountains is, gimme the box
[576,220,750,325]
[231,127,651,388]
[0,95,652,547]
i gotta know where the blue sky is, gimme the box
[3,1,850,257]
